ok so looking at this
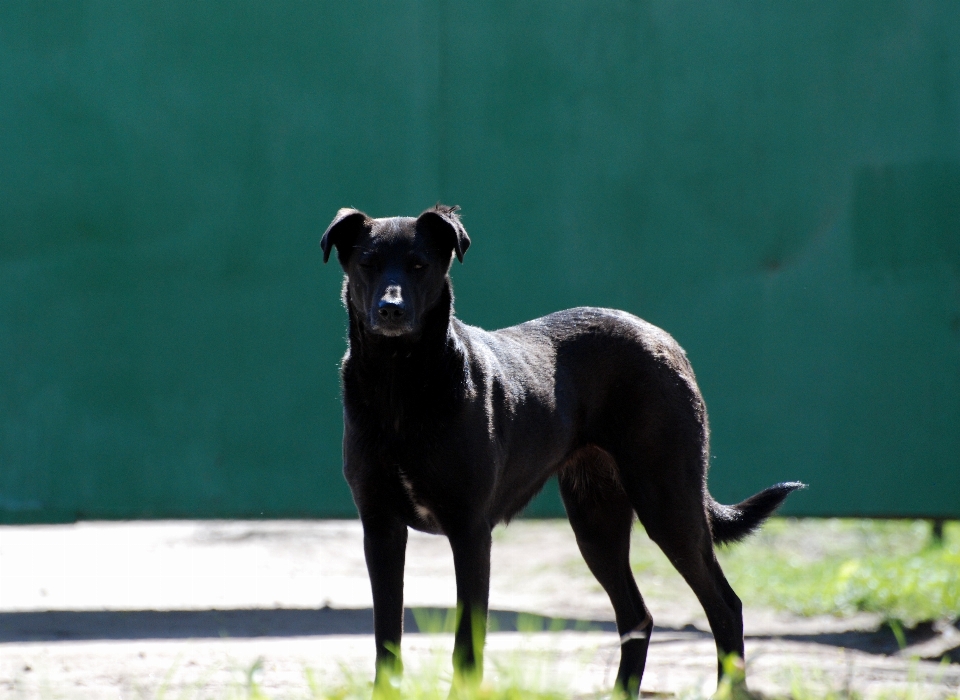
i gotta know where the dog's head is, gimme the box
[321,204,470,338]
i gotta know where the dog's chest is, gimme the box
[347,357,452,434]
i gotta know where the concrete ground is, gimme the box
[1,520,958,699]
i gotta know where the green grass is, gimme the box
[719,519,960,624]
[129,656,960,700]
[629,518,960,625]
[136,655,573,700]
[301,668,568,700]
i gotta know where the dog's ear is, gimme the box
[321,208,370,265]
[416,204,471,263]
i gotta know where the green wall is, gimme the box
[1,1,958,522]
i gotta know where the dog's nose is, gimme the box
[378,299,406,322]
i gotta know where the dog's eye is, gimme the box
[411,262,427,271]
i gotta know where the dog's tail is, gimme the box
[708,482,805,545]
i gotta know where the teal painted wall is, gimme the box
[2,1,958,522]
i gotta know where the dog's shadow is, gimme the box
[0,607,617,642]
[0,606,935,658]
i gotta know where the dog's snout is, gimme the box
[378,286,407,322]
[378,299,406,321]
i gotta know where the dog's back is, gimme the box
[452,306,708,523]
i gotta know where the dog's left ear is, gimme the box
[416,204,471,263]
[321,208,371,266]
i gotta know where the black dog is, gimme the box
[321,204,802,697]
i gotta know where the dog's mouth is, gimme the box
[366,313,418,338]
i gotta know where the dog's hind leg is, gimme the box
[648,518,744,685]
[616,446,746,687]
[559,447,653,698]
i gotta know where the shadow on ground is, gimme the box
[0,608,618,642]
[4,607,954,661]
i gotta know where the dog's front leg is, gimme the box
[362,515,408,693]
[447,522,492,689]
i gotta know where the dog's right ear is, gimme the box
[320,208,370,266]
[416,204,471,263]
